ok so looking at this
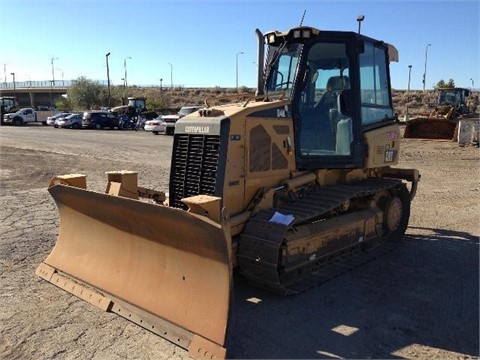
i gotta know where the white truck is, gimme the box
[2,106,59,126]
[3,107,38,126]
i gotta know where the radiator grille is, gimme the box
[170,134,221,209]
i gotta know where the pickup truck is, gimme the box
[3,108,38,126]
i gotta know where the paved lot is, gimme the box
[1,124,479,359]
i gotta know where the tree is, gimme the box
[435,78,456,90]
[67,77,104,110]
[54,95,71,111]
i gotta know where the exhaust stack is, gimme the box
[255,28,264,96]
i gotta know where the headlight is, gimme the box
[267,33,275,44]
[289,27,319,41]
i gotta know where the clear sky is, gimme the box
[1,0,478,90]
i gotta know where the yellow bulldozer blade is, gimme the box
[36,183,231,359]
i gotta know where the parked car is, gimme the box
[56,114,83,129]
[82,111,119,129]
[144,105,202,135]
[143,116,164,135]
[53,114,72,128]
[47,112,71,126]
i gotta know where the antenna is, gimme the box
[299,9,306,26]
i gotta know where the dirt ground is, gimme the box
[0,124,479,359]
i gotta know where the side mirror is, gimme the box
[339,90,354,117]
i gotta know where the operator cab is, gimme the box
[437,87,470,114]
[264,27,398,170]
[127,97,146,111]
[0,97,18,112]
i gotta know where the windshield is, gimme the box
[127,98,145,110]
[438,89,467,106]
[265,43,302,95]
[179,106,200,116]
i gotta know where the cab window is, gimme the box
[359,42,394,126]
[266,44,301,96]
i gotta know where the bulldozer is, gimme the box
[404,87,471,139]
[437,87,471,116]
[36,26,420,359]
[110,96,158,121]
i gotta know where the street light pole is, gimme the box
[124,56,131,88]
[120,77,126,104]
[168,63,173,88]
[49,80,53,106]
[470,78,474,90]
[26,74,32,88]
[3,63,7,87]
[407,65,412,120]
[106,52,111,107]
[357,15,365,34]
[236,51,244,89]
[422,44,431,91]
[408,65,412,94]
[10,72,15,91]
[56,68,64,86]
[51,57,59,86]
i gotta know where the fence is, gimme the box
[0,80,101,88]
[0,80,185,89]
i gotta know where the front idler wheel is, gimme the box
[383,184,411,242]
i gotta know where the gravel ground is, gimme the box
[0,124,478,359]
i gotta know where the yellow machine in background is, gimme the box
[404,87,473,139]
[37,26,419,359]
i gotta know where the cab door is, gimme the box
[293,38,363,170]
[24,109,36,122]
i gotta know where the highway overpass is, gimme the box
[0,85,69,107]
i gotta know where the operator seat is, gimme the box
[317,75,350,112]
[335,89,353,155]
[320,76,351,147]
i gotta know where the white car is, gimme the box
[56,114,83,129]
[47,112,71,126]
[144,116,164,135]
[144,105,202,135]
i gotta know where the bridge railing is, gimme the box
[0,80,107,88]
[0,80,186,89]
